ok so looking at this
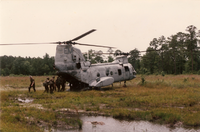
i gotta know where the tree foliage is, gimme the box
[136,25,200,74]
[0,53,55,76]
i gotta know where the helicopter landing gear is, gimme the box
[69,81,89,91]
[94,87,102,90]
[123,81,127,87]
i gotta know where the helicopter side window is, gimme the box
[124,66,129,72]
[76,63,81,69]
[76,58,81,69]
[97,73,100,77]
[73,55,76,61]
[118,69,122,75]
[110,71,113,75]
[106,69,109,76]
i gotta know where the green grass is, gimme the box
[1,74,200,131]
[0,91,82,131]
[0,76,53,88]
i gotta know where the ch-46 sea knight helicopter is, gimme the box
[0,29,137,90]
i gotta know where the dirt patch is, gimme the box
[24,115,79,131]
[0,87,44,91]
[57,108,106,117]
[20,103,45,110]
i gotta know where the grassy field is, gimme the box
[0,75,200,131]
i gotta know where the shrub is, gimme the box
[161,71,165,76]
[141,77,145,85]
[183,78,188,82]
[197,70,200,75]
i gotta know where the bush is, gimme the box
[140,68,148,75]
[161,71,165,76]
[183,78,188,82]
[197,70,200,75]
[141,77,145,85]
[145,72,151,75]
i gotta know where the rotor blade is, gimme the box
[0,42,57,46]
[71,29,96,41]
[139,50,160,52]
[73,42,115,48]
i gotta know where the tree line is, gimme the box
[0,25,200,76]
[129,25,200,75]
[0,53,55,76]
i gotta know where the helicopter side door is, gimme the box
[123,65,130,80]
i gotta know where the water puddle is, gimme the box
[54,116,199,132]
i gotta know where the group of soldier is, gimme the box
[43,76,66,93]
[28,76,66,93]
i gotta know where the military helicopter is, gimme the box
[0,29,137,90]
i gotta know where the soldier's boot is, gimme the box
[33,87,36,92]
[61,87,65,92]
[57,86,60,92]
[54,84,57,91]
[50,88,53,94]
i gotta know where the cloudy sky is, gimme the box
[0,0,200,58]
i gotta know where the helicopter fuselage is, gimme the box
[55,45,136,90]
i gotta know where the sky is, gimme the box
[0,0,200,58]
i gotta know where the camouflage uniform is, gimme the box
[43,78,50,93]
[60,77,66,92]
[52,77,56,91]
[29,76,36,92]
[49,77,55,94]
[56,76,61,92]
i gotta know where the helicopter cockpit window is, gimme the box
[124,66,129,72]
[118,69,122,75]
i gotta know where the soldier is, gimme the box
[56,76,61,92]
[53,76,56,91]
[29,76,36,92]
[49,77,55,94]
[60,77,66,92]
[43,78,50,93]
